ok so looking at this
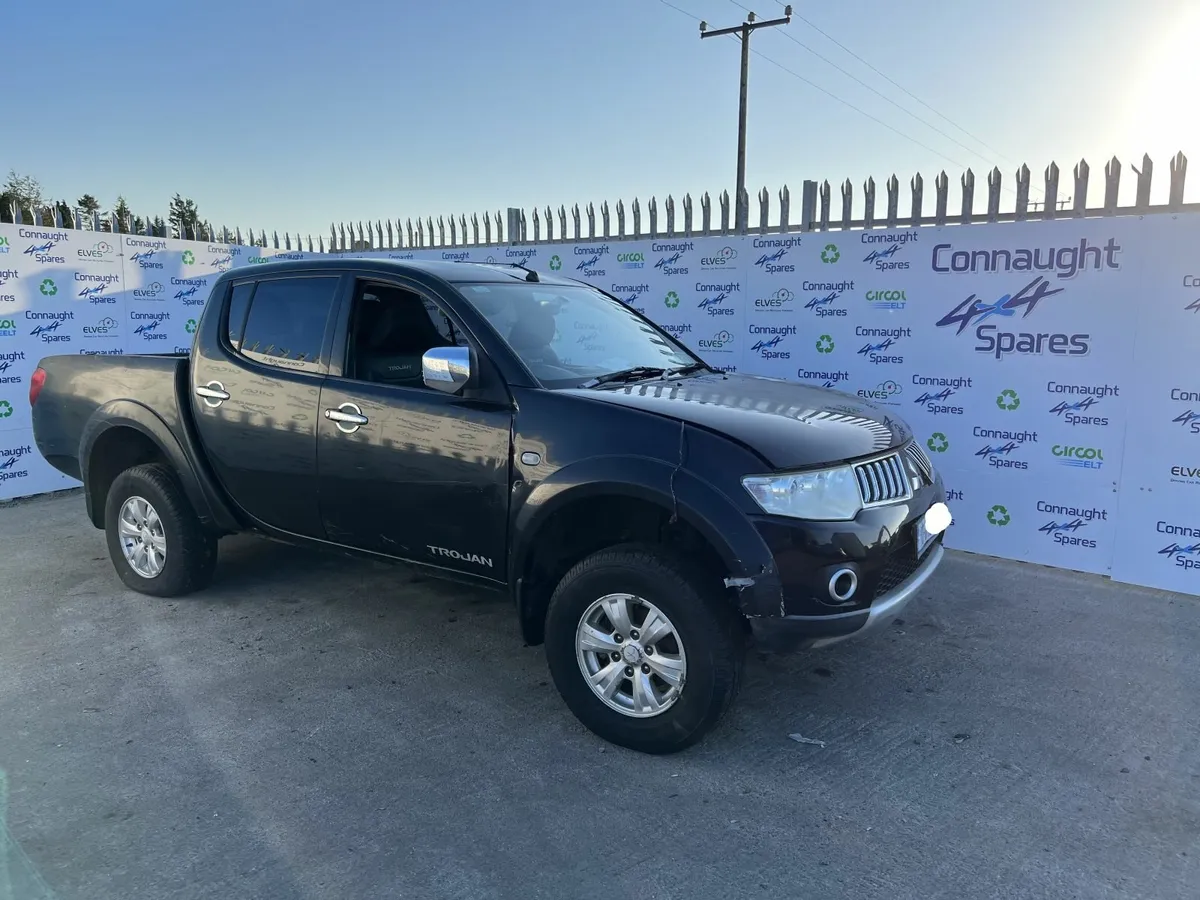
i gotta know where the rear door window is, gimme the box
[237,277,339,373]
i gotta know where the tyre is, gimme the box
[103,463,217,597]
[544,544,745,754]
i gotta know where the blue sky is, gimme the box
[3,0,1197,239]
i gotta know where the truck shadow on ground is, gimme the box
[202,531,953,758]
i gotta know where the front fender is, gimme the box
[509,455,782,617]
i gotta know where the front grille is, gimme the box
[905,442,934,483]
[853,452,911,506]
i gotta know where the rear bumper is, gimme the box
[748,542,944,652]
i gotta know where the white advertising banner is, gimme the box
[0,216,1196,598]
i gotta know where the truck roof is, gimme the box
[223,256,585,287]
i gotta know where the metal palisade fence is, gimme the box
[0,151,1192,250]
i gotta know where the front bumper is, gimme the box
[748,541,944,651]
[735,472,948,652]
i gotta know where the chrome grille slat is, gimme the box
[852,449,915,507]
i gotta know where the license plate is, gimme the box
[915,516,934,558]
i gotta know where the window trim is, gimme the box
[218,272,345,379]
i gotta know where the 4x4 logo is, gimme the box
[935,276,1064,335]
[1187,298,1200,312]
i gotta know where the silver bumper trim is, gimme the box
[807,542,945,649]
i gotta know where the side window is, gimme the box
[346,281,466,388]
[238,277,338,373]
[226,282,255,350]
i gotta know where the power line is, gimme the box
[656,0,1018,197]
[728,1,1010,175]
[768,0,1025,173]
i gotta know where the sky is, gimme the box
[3,0,1198,240]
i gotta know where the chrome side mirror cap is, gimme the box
[421,346,471,394]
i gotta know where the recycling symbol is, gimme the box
[185,319,198,334]
[548,255,562,271]
[996,389,1020,411]
[664,291,680,308]
[182,250,195,264]
[987,505,1011,527]
[927,432,949,453]
[820,243,840,264]
[0,400,11,419]
[815,334,835,354]
[39,278,57,296]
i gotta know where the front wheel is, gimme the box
[104,463,217,597]
[544,545,745,754]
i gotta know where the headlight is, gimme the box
[742,466,862,521]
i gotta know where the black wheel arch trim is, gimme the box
[79,400,239,533]
[509,455,783,625]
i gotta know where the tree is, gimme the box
[168,194,200,239]
[1,170,43,222]
[113,196,133,233]
[78,194,101,214]
[152,215,166,238]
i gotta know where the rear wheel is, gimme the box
[104,463,217,597]
[544,544,744,754]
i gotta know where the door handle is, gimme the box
[195,381,230,408]
[325,402,368,433]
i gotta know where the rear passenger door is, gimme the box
[191,273,342,538]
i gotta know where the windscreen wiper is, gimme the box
[663,362,709,378]
[581,366,666,388]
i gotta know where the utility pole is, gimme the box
[700,6,792,233]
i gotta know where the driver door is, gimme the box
[315,277,513,581]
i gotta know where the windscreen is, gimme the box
[461,282,698,387]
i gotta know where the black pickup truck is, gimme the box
[30,258,950,753]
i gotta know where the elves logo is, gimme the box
[754,287,794,309]
[857,380,902,404]
[935,276,1088,359]
[427,544,493,567]
[698,329,733,351]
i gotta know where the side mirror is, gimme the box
[422,346,471,394]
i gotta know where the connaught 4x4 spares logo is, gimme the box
[0,443,32,484]
[934,276,1088,360]
[1157,520,1200,572]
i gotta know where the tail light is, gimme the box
[29,367,46,406]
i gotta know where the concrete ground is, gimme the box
[0,492,1197,900]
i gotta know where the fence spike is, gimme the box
[519,208,527,243]
[719,190,730,235]
[910,173,923,226]
[273,230,280,249]
[629,196,638,238]
[960,169,975,223]
[494,210,504,244]
[481,214,489,245]
[386,219,394,249]
[987,167,1002,222]
[737,188,750,235]
[1169,151,1187,209]
[544,205,553,241]
[1134,153,1153,210]
[237,227,244,245]
[700,191,711,236]
[1044,162,1060,220]
[417,218,425,247]
[601,201,610,239]
[1014,164,1030,221]
[285,232,292,250]
[426,217,435,247]
[648,196,657,239]
[681,193,693,237]
[460,214,468,246]
[586,202,595,239]
[801,182,818,232]
[616,199,626,239]
[1104,156,1121,214]
[840,179,853,230]
[782,184,794,232]
[531,206,540,242]
[758,187,770,234]
[664,194,674,237]
[863,177,877,229]
[934,171,949,225]
[886,174,900,227]
[318,235,325,253]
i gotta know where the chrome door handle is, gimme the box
[325,402,368,433]
[195,381,230,408]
